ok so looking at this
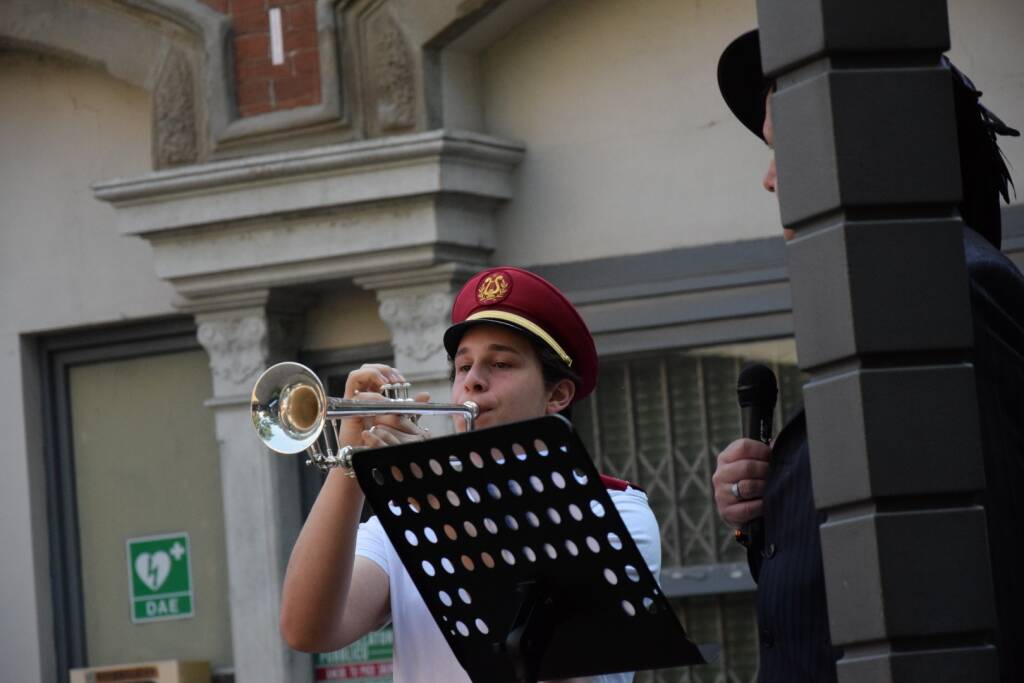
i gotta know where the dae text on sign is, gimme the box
[126,532,195,624]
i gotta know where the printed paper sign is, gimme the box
[315,628,394,681]
[126,532,194,624]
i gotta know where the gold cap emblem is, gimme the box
[476,272,512,305]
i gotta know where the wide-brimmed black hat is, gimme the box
[716,29,769,141]
[716,28,1018,248]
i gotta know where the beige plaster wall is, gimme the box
[0,52,174,332]
[481,0,776,265]
[948,0,1024,179]
[481,0,1024,266]
[0,51,175,682]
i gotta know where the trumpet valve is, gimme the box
[381,382,412,401]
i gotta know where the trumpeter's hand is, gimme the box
[338,364,408,446]
[362,391,432,447]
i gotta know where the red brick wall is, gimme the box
[200,0,322,117]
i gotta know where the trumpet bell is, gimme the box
[251,362,327,454]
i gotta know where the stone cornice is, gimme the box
[353,261,479,292]
[92,129,524,233]
[91,130,523,301]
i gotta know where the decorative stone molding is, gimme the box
[365,3,417,134]
[356,262,478,382]
[195,304,303,397]
[94,130,523,302]
[0,0,227,166]
[153,48,199,167]
[1,0,567,161]
[212,0,559,152]
[376,287,457,433]
[378,291,451,365]
[197,316,269,389]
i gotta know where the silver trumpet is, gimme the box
[251,362,479,471]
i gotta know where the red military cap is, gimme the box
[443,267,598,402]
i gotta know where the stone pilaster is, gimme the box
[193,294,310,683]
[356,263,482,434]
[757,0,998,679]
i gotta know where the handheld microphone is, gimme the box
[737,363,778,446]
[734,364,778,545]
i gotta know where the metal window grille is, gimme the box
[573,347,802,683]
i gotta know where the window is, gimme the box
[40,319,231,681]
[573,339,801,683]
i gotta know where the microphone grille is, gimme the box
[737,363,778,409]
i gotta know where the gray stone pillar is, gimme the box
[193,293,311,683]
[356,263,480,435]
[756,1,999,680]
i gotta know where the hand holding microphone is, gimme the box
[711,364,778,529]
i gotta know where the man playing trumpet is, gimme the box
[279,267,661,682]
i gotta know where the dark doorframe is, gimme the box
[37,317,199,681]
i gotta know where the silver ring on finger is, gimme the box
[731,480,747,502]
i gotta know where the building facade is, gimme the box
[1,1,1021,682]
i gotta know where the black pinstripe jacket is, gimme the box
[744,228,1024,683]
[747,411,839,683]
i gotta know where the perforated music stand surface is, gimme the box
[351,415,706,683]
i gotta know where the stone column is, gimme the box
[192,292,311,683]
[756,1,998,680]
[356,263,481,435]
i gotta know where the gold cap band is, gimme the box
[465,310,573,367]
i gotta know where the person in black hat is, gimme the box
[711,29,1023,683]
[279,267,661,683]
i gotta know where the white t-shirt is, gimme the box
[355,487,662,683]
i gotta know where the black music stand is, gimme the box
[351,415,708,683]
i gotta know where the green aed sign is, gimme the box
[126,532,195,624]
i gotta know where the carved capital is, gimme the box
[376,290,455,376]
[197,311,302,397]
[378,290,452,362]
[197,316,268,394]
[357,263,480,378]
[153,48,199,168]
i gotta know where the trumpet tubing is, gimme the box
[250,362,478,470]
